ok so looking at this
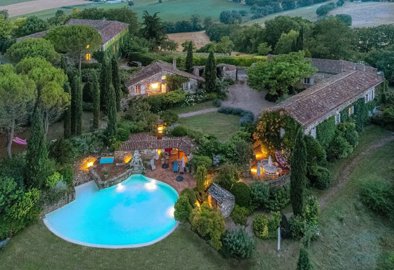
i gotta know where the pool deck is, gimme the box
[145,166,195,193]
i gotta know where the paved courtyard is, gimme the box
[221,82,275,117]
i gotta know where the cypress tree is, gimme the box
[25,108,48,188]
[295,27,304,51]
[185,41,193,73]
[106,84,117,138]
[111,56,121,112]
[296,248,313,270]
[204,51,217,92]
[63,82,72,138]
[290,129,307,216]
[91,71,100,130]
[71,75,83,135]
[100,59,112,114]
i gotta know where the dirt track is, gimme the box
[4,0,88,17]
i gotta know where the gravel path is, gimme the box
[221,82,275,117]
[178,108,218,118]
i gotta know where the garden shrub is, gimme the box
[171,125,188,137]
[0,154,26,187]
[308,165,331,190]
[160,110,178,125]
[266,185,290,211]
[297,248,313,270]
[305,135,326,165]
[253,212,280,240]
[49,138,75,165]
[180,188,197,206]
[337,122,359,148]
[316,116,336,149]
[190,203,225,250]
[116,128,129,141]
[145,90,186,113]
[221,228,255,259]
[174,193,193,222]
[59,164,74,187]
[0,177,41,239]
[231,205,250,225]
[250,181,270,209]
[224,134,253,167]
[190,155,212,171]
[218,107,254,126]
[360,180,394,218]
[215,163,239,190]
[253,214,269,239]
[230,182,251,207]
[327,133,353,160]
[212,99,222,107]
[289,195,320,240]
[45,171,63,189]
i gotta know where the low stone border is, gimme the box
[41,191,76,216]
[90,168,134,189]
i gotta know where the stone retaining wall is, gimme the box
[41,190,76,216]
[90,168,134,189]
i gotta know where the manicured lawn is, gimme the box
[1,126,392,269]
[169,101,216,115]
[178,112,240,141]
[0,0,32,6]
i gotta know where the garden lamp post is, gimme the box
[156,119,165,140]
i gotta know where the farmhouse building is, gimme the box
[125,60,205,97]
[17,19,128,60]
[275,59,384,136]
[250,59,384,180]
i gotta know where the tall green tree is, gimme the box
[141,11,166,51]
[296,248,313,270]
[274,30,299,54]
[248,51,315,101]
[63,82,72,138]
[25,108,49,189]
[106,84,117,138]
[6,38,59,63]
[100,59,112,113]
[290,129,307,216]
[196,166,208,194]
[185,41,193,73]
[91,71,100,130]
[0,65,35,158]
[204,51,217,92]
[111,56,121,112]
[16,57,69,135]
[306,17,353,60]
[14,16,48,38]
[47,25,102,75]
[71,75,82,135]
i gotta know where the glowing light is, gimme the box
[123,153,132,164]
[145,180,157,191]
[161,75,166,80]
[80,156,97,172]
[85,53,91,61]
[250,167,257,174]
[86,44,90,49]
[116,183,125,192]
[87,161,94,168]
[255,152,265,160]
[167,206,175,218]
[150,83,159,90]
[194,201,201,208]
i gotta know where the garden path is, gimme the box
[178,108,218,118]
[319,133,394,210]
[221,82,274,118]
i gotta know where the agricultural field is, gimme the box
[246,1,394,28]
[2,0,88,17]
[0,0,33,6]
[167,31,211,52]
[11,0,248,21]
[330,2,394,27]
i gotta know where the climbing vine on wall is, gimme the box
[254,110,299,152]
[316,116,336,149]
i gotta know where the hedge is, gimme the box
[218,106,254,126]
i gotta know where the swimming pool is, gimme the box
[44,175,178,248]
[99,157,114,165]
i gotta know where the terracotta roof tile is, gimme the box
[126,61,204,87]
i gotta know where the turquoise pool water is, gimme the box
[44,175,178,248]
[99,157,114,164]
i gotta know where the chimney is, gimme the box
[172,58,177,70]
